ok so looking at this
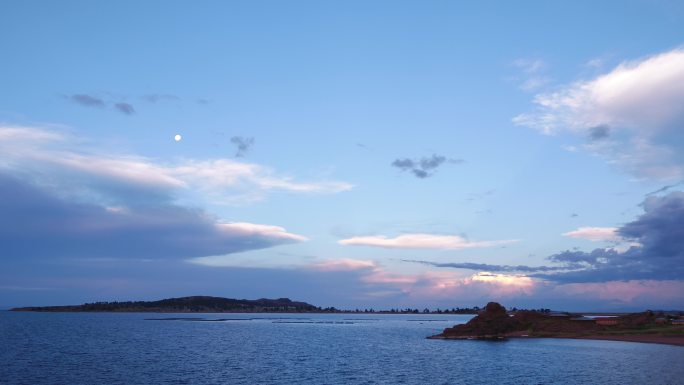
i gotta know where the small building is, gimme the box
[672,319,684,325]
[655,317,668,325]
[595,317,619,326]
[571,316,594,322]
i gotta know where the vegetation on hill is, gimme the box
[11,296,319,313]
[431,302,684,341]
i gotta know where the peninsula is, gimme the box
[430,302,684,347]
[9,296,482,314]
[11,296,319,313]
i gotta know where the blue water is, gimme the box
[1,312,683,384]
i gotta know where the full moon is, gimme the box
[174,134,182,142]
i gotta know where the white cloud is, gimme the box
[585,57,606,69]
[0,126,352,204]
[338,233,516,250]
[520,76,551,91]
[513,59,552,91]
[562,227,621,242]
[217,222,308,242]
[309,258,377,272]
[512,58,550,91]
[514,47,684,180]
[174,159,352,196]
[513,58,546,74]
[0,125,65,142]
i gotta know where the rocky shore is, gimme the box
[430,302,684,347]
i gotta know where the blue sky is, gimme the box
[1,0,684,311]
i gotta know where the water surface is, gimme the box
[1,312,682,384]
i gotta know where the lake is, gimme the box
[1,312,683,384]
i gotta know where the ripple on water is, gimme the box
[0,312,683,384]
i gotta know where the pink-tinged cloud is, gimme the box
[217,222,308,242]
[416,272,537,298]
[362,270,420,285]
[358,266,538,299]
[338,233,516,250]
[309,259,377,272]
[556,280,684,303]
[562,227,621,242]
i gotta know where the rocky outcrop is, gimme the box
[432,302,528,339]
[430,302,671,340]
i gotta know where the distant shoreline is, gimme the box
[7,296,481,315]
[8,309,477,315]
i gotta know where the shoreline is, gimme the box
[571,334,684,347]
[430,334,684,347]
[6,309,477,315]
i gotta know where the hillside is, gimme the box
[11,296,319,313]
[430,302,684,346]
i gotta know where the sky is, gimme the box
[1,0,684,311]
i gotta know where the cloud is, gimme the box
[403,259,577,273]
[217,222,308,243]
[0,173,307,261]
[466,189,495,202]
[66,94,136,115]
[513,58,545,73]
[536,191,684,283]
[173,159,352,201]
[585,57,606,69]
[362,270,537,299]
[391,154,462,179]
[646,181,683,196]
[114,103,135,115]
[0,126,352,205]
[230,136,255,157]
[308,259,377,272]
[555,280,684,304]
[142,94,180,103]
[69,94,105,108]
[514,47,684,180]
[562,227,621,242]
[402,192,684,286]
[588,125,610,140]
[338,233,516,250]
[468,272,535,295]
[307,258,539,300]
[0,125,65,143]
[512,58,551,91]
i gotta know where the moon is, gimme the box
[174,134,182,142]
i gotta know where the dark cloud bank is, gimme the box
[0,173,299,261]
[408,191,684,283]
